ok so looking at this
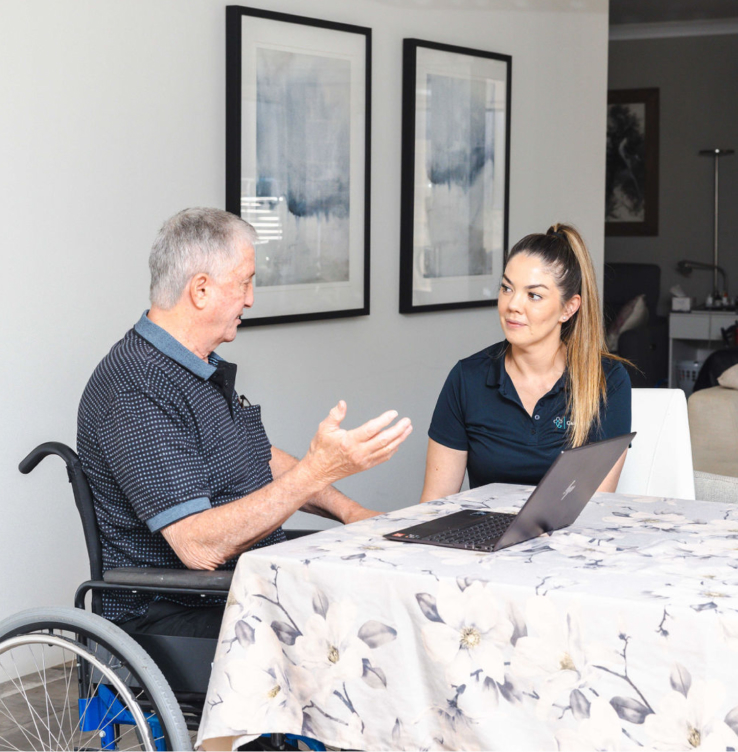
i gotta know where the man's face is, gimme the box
[207,237,255,347]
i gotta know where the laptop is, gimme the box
[385,432,635,553]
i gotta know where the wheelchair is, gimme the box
[0,443,322,752]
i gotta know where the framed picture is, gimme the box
[605,88,659,237]
[226,6,371,326]
[399,39,511,314]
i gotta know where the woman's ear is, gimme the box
[561,294,581,322]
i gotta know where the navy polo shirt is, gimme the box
[77,312,285,623]
[429,341,631,488]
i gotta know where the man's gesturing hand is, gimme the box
[304,401,412,487]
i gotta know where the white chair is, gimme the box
[616,388,696,500]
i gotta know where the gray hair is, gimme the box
[149,208,258,309]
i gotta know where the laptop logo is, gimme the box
[561,480,576,500]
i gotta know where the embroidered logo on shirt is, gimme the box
[553,416,574,429]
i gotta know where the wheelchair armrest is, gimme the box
[283,528,317,540]
[100,532,316,590]
[103,567,233,591]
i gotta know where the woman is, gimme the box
[420,224,631,502]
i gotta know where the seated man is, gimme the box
[77,207,412,638]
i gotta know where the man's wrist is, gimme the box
[289,454,333,499]
[339,502,367,525]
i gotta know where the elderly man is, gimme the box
[77,207,412,638]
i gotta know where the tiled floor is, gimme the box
[0,669,203,751]
[0,665,92,750]
[0,663,183,751]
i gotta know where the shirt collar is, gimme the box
[134,311,218,380]
[485,342,508,390]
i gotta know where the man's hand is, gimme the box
[161,402,410,570]
[304,401,412,487]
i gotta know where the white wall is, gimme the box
[0,0,609,623]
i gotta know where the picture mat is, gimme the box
[239,15,366,320]
[412,46,507,308]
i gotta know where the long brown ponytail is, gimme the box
[507,223,620,447]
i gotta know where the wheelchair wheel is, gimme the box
[0,607,191,751]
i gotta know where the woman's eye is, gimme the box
[528,292,541,301]
[500,284,511,293]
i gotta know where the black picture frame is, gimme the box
[399,39,511,314]
[605,88,659,237]
[226,5,371,327]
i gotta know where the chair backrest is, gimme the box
[603,263,661,325]
[616,389,696,499]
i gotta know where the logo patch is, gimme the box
[553,416,574,430]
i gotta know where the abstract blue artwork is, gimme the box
[424,73,492,279]
[256,48,351,286]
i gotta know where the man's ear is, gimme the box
[189,273,211,310]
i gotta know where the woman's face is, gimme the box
[498,252,580,350]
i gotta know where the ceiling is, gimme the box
[369,0,738,25]
[609,0,738,25]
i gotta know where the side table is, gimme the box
[668,309,737,389]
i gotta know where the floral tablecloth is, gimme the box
[196,485,738,751]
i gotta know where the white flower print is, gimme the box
[545,533,620,562]
[221,651,313,734]
[601,510,688,531]
[643,679,738,750]
[555,697,623,751]
[510,597,596,718]
[420,580,513,686]
[681,518,738,536]
[293,600,365,702]
[647,562,738,608]
[308,536,408,563]
[424,547,495,567]
[718,613,738,651]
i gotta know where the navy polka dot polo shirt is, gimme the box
[77,312,285,623]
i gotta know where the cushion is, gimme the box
[718,363,738,390]
[694,470,738,503]
[606,294,649,352]
[688,386,738,477]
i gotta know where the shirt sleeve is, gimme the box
[428,362,469,451]
[596,360,632,441]
[98,388,212,532]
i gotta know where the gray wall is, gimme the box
[0,0,609,624]
[606,34,738,313]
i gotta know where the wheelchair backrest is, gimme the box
[19,442,103,582]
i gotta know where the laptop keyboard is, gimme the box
[423,512,518,551]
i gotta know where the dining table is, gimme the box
[196,483,738,751]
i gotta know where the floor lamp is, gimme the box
[699,148,734,299]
